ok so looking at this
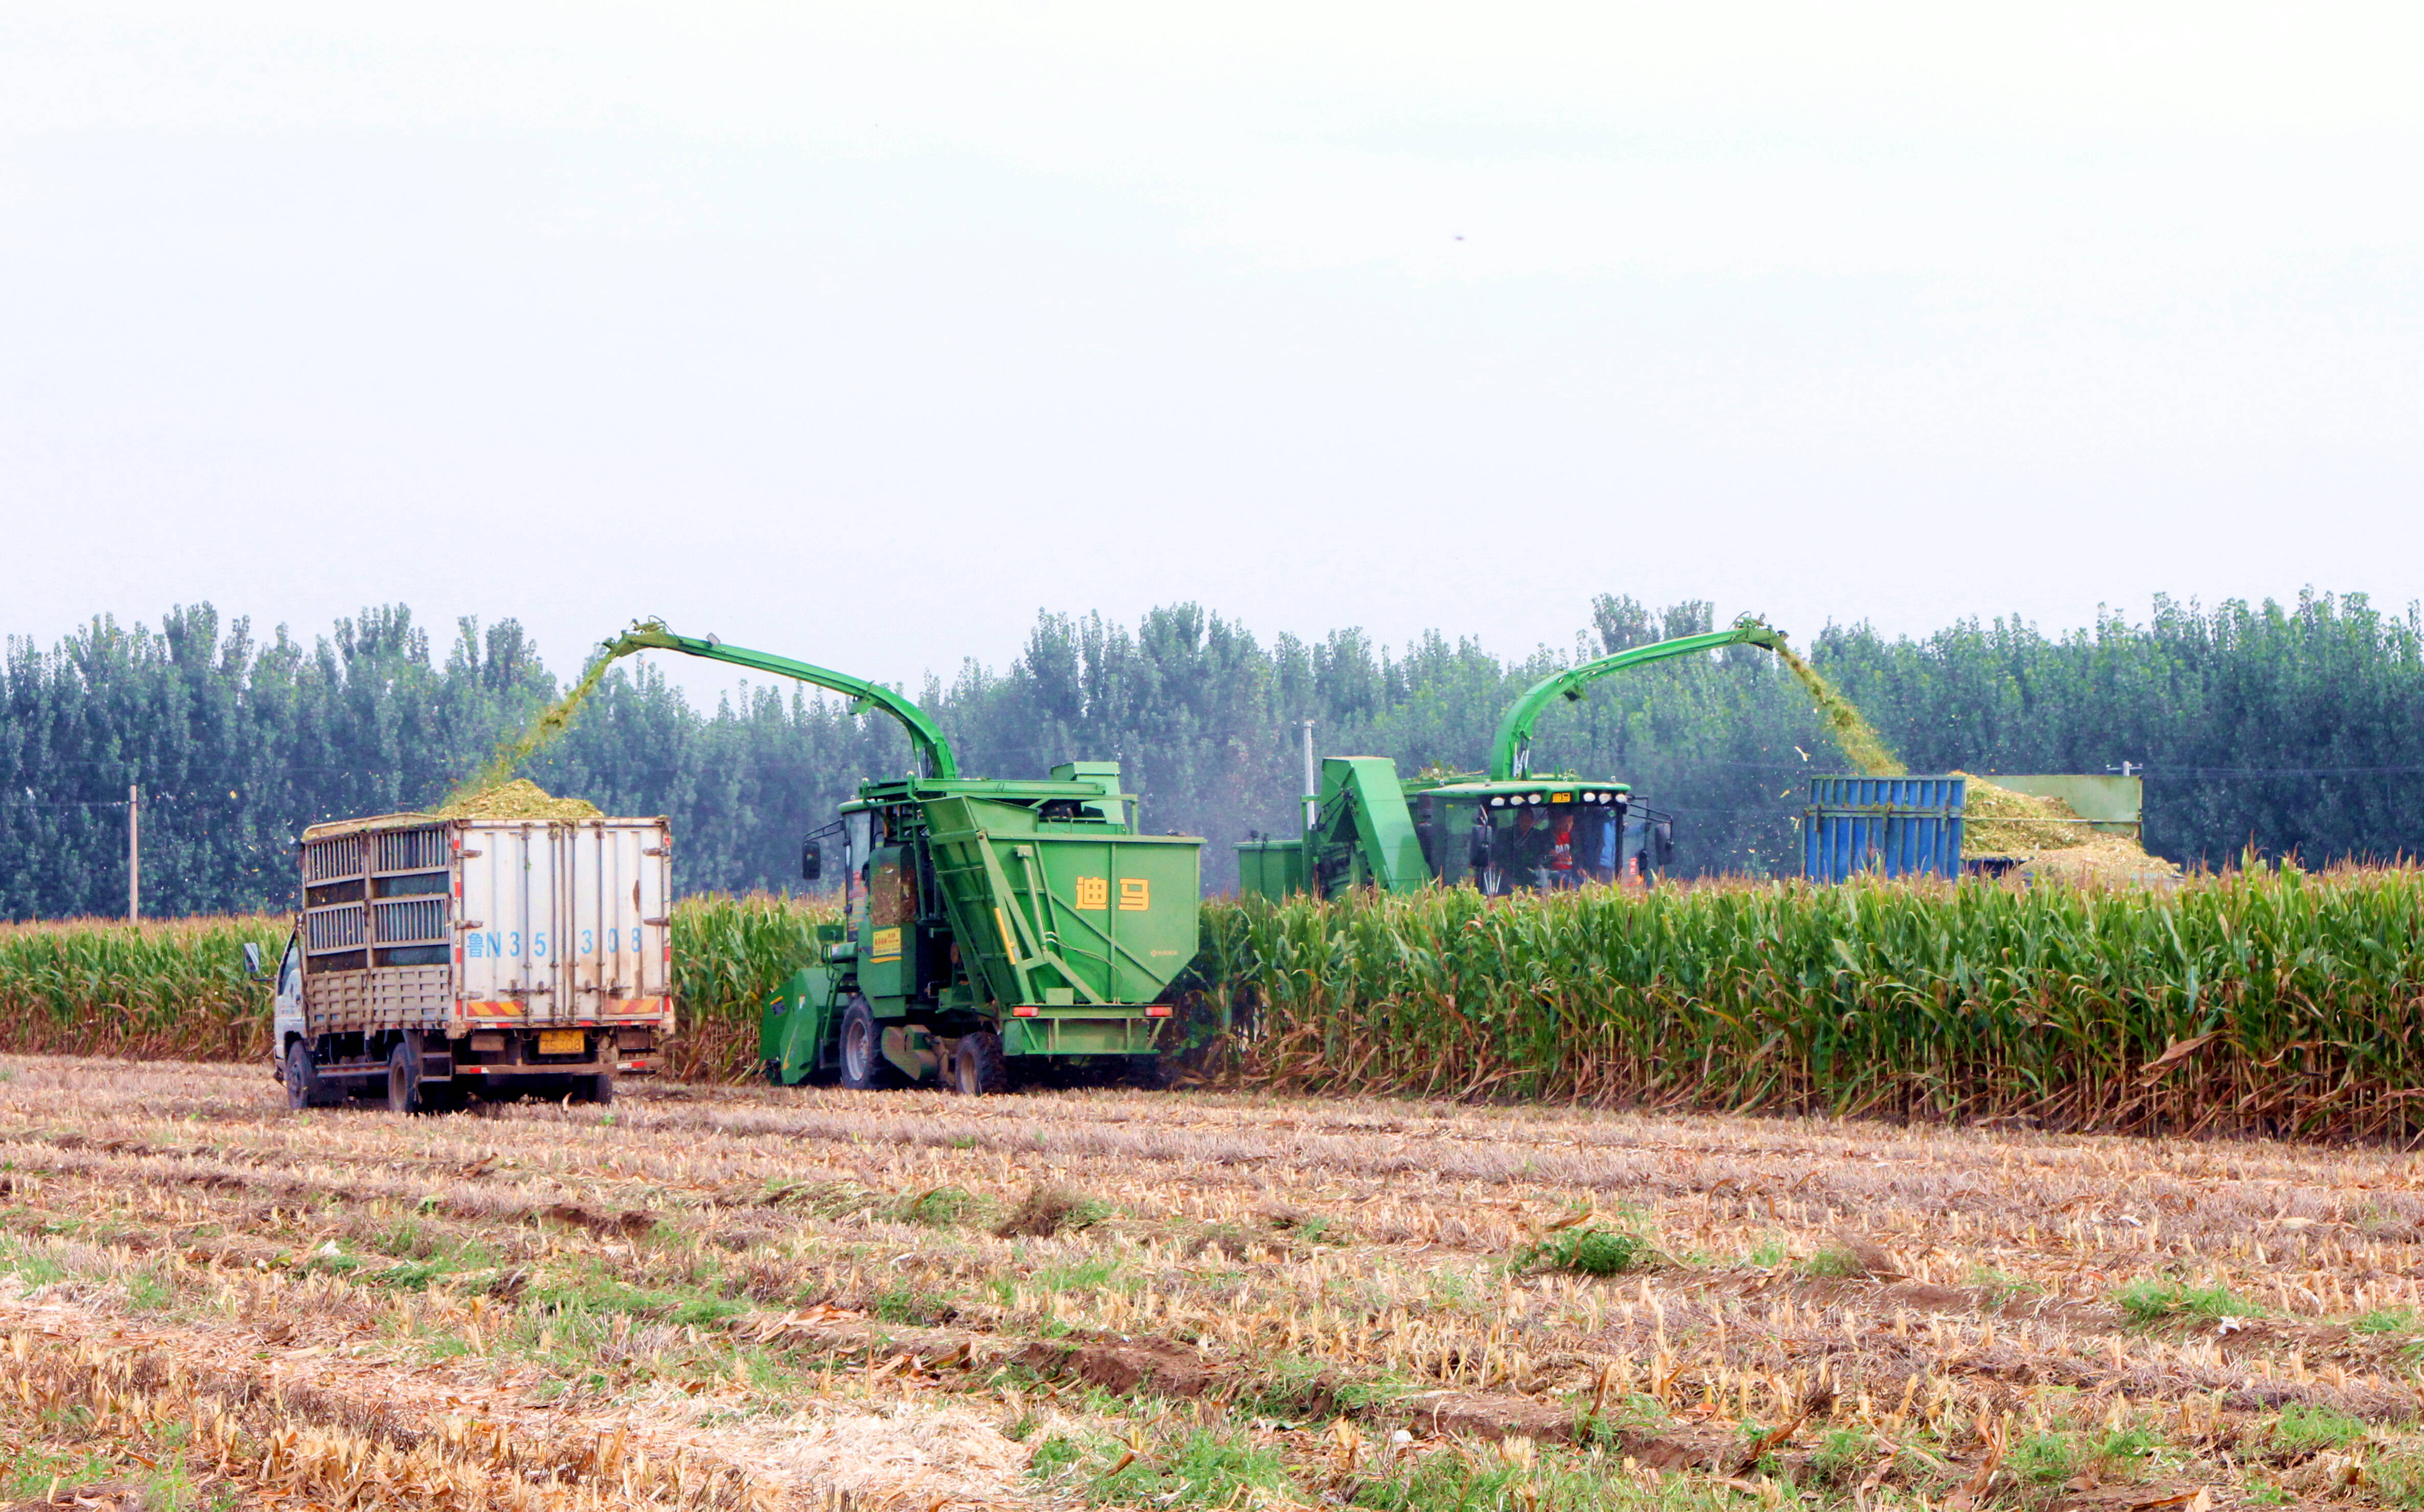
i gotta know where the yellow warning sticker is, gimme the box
[1119,877,1151,911]
[870,926,902,961]
[1074,876,1109,909]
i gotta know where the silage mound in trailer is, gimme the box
[1955,771,2178,882]
[430,778,603,821]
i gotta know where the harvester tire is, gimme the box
[283,1040,321,1110]
[953,1031,1008,1096]
[839,998,896,1090]
[384,1040,422,1115]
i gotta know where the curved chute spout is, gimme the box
[1488,615,1790,780]
[601,619,960,780]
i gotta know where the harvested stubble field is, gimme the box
[9,1060,2424,1511]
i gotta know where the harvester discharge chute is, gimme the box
[602,621,1203,1093]
[1237,617,1790,899]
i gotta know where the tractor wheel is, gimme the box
[838,998,897,1090]
[953,1031,1008,1096]
[384,1041,422,1115]
[283,1039,320,1110]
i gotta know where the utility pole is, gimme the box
[127,784,140,922]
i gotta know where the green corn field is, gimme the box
[1194,866,2424,1139]
[0,915,291,1061]
[10,871,2424,1139]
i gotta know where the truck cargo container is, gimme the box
[1801,775,1965,882]
[259,811,674,1112]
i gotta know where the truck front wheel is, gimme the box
[284,1040,321,1110]
[839,998,895,1090]
[953,1031,1008,1096]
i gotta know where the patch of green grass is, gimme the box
[2010,1431,2079,1485]
[2114,1277,2254,1326]
[1355,1442,1759,1510]
[2356,1307,2417,1335]
[871,1283,955,1326]
[0,1233,67,1287]
[1031,1256,1125,1295]
[2272,1404,2367,1455]
[367,1237,499,1292]
[2090,1426,2161,1479]
[1798,1246,1866,1280]
[1027,1436,1082,1477]
[1746,1237,1788,1269]
[2367,1451,2424,1509]
[1807,1427,1868,1485]
[1086,1429,1299,1508]
[897,1185,988,1228]
[369,1218,431,1258]
[4,1447,119,1501]
[527,1261,746,1332]
[1516,1227,1643,1277]
[672,1295,750,1327]
[125,1265,175,1311]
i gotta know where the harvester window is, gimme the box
[870,851,916,929]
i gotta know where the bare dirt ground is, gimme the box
[5,1056,2424,1511]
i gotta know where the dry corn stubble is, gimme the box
[5,1055,2421,1511]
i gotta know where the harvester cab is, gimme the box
[1237,617,1784,900]
[600,622,1203,1094]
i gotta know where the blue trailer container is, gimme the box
[1802,776,1965,882]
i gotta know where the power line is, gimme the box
[2145,765,2424,778]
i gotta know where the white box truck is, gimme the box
[258,811,674,1111]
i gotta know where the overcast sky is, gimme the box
[5,3,2419,703]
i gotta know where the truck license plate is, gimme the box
[539,1030,586,1056]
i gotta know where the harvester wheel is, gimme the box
[839,998,895,1090]
[953,1031,1008,1096]
[384,1041,422,1115]
[283,1040,320,1110]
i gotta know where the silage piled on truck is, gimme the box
[430,777,603,822]
[1956,771,2178,882]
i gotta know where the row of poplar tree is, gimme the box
[4,589,2420,919]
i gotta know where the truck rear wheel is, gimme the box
[953,1031,1008,1096]
[571,1073,615,1105]
[384,1041,421,1115]
[839,998,896,1090]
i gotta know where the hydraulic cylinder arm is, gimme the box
[603,619,960,780]
[1488,616,1790,779]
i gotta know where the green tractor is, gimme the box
[1238,617,1790,899]
[605,623,1203,1093]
